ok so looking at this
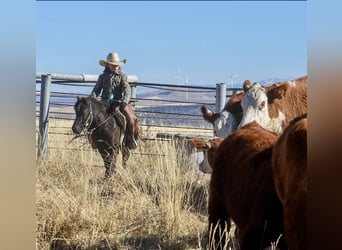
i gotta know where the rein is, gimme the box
[70,99,113,143]
[88,106,112,134]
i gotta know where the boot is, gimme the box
[131,135,138,148]
[121,104,139,149]
[125,131,138,149]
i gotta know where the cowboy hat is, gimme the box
[99,52,127,66]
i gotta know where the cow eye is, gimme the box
[258,101,265,110]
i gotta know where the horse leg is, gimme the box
[121,145,130,168]
[99,147,118,178]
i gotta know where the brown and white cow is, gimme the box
[272,114,307,250]
[192,122,286,250]
[202,76,307,137]
[192,137,224,174]
[201,82,247,137]
[199,76,307,173]
[239,76,307,134]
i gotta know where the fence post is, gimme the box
[37,74,51,161]
[130,83,137,108]
[216,82,226,112]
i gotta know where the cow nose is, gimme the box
[199,161,204,170]
[199,160,212,174]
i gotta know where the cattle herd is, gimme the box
[192,76,307,250]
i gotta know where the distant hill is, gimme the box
[137,89,216,106]
[134,76,298,127]
[257,77,294,86]
[42,76,301,127]
[136,88,217,127]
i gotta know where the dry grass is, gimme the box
[36,119,213,249]
[36,119,283,250]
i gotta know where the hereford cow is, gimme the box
[199,76,307,174]
[192,137,224,174]
[192,122,286,250]
[201,82,247,137]
[239,76,307,134]
[272,114,307,250]
[201,76,307,137]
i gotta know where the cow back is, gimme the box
[272,114,307,250]
[209,122,285,249]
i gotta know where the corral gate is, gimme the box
[36,72,241,160]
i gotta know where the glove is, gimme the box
[120,101,127,110]
[108,101,117,114]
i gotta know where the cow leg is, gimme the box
[208,196,231,249]
[239,206,274,249]
[121,145,130,168]
[239,224,266,250]
[239,197,285,250]
[239,218,286,250]
[283,193,306,250]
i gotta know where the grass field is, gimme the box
[36,119,216,249]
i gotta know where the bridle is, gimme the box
[70,98,112,143]
[83,101,94,132]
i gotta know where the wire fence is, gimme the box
[35,73,242,156]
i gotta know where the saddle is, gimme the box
[107,102,140,149]
[112,108,126,129]
[112,108,127,145]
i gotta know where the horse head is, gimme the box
[72,96,94,134]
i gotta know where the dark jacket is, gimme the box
[91,69,131,104]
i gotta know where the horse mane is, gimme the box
[88,96,109,108]
[80,96,111,116]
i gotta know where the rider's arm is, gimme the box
[120,74,131,106]
[91,74,103,97]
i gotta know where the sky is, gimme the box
[36,1,307,87]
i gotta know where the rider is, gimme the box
[90,52,139,149]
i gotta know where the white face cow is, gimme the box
[199,150,213,174]
[201,105,239,138]
[213,110,238,138]
[191,137,224,174]
[239,83,285,134]
[199,107,238,174]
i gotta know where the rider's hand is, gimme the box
[120,101,127,110]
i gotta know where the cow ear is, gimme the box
[243,80,251,92]
[278,84,289,98]
[192,138,211,150]
[201,105,213,118]
[77,96,81,101]
[191,138,201,149]
[205,141,212,149]
[269,84,289,102]
[210,137,224,149]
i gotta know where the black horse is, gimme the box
[72,96,133,178]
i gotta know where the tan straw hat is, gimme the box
[99,52,127,66]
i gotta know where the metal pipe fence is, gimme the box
[36,72,242,159]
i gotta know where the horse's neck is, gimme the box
[89,101,111,128]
